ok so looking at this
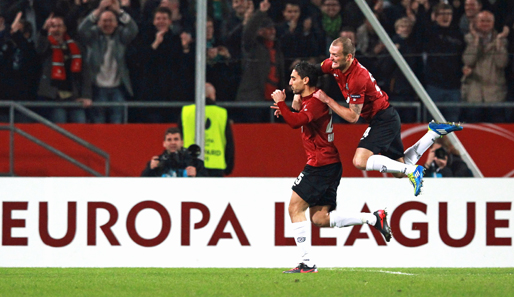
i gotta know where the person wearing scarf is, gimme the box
[36,14,91,123]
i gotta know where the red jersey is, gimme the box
[277,89,340,167]
[320,58,390,122]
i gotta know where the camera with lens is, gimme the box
[434,147,448,159]
[157,144,202,177]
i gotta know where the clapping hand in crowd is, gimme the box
[10,12,23,34]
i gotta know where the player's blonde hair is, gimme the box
[332,37,355,57]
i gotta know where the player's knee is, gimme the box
[311,212,329,227]
[353,157,367,170]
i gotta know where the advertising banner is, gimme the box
[0,178,512,267]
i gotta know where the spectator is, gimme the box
[0,11,39,122]
[277,0,325,73]
[461,10,508,123]
[381,17,423,123]
[179,83,235,177]
[141,127,208,177]
[222,0,253,62]
[0,12,39,103]
[141,0,193,34]
[459,0,482,36]
[356,13,388,92]
[136,6,184,123]
[36,13,91,123]
[424,137,473,177]
[205,17,238,103]
[235,0,285,122]
[320,0,343,53]
[414,2,465,122]
[78,0,138,123]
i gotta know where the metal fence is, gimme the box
[3,101,514,124]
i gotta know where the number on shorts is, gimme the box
[294,173,304,186]
[361,127,371,140]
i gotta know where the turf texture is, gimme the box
[0,268,513,296]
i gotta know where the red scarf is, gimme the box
[48,34,82,80]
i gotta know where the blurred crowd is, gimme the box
[0,0,514,124]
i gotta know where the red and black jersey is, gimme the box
[277,89,340,167]
[320,58,390,122]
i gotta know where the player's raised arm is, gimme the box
[271,89,309,129]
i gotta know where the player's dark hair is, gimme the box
[294,61,318,87]
[164,127,182,140]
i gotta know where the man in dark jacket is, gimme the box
[414,3,465,122]
[235,0,285,122]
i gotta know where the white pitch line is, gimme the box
[328,268,416,275]
[373,270,415,276]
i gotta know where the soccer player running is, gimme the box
[311,37,462,196]
[271,61,391,274]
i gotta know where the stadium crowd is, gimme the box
[0,0,513,124]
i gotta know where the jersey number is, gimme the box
[326,110,334,142]
[360,63,383,96]
[294,173,304,186]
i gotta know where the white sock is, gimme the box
[330,210,377,227]
[366,155,417,175]
[404,130,439,165]
[292,221,313,266]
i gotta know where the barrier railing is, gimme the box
[0,101,110,176]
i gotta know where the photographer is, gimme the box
[141,127,208,177]
[424,138,473,178]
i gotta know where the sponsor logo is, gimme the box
[380,165,387,173]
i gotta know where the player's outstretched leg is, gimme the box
[283,262,318,274]
[407,165,425,196]
[403,120,463,166]
[428,120,463,136]
[372,209,392,242]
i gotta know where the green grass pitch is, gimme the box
[0,268,513,296]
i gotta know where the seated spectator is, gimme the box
[141,127,207,177]
[36,13,91,123]
[424,137,473,177]
[78,0,138,124]
[461,10,508,123]
[179,83,235,177]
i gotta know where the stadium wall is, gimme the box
[0,123,513,177]
[0,178,512,268]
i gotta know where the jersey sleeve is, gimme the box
[277,101,310,129]
[320,58,332,74]
[348,72,367,105]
